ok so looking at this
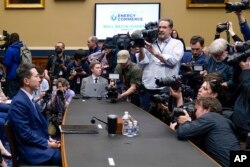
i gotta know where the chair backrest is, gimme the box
[4,120,19,167]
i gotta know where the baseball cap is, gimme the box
[117,50,129,63]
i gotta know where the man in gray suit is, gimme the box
[80,61,108,96]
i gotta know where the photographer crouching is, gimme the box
[46,78,68,137]
[114,50,143,106]
[170,97,240,167]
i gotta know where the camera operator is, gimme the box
[44,42,71,82]
[114,50,142,106]
[138,18,184,111]
[170,97,240,167]
[231,57,250,140]
[67,49,90,94]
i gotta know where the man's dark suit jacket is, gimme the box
[8,90,59,165]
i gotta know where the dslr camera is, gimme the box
[151,93,170,104]
[74,66,84,73]
[172,103,195,123]
[216,21,229,33]
[106,85,119,103]
[227,40,250,65]
[225,0,249,13]
[130,21,158,47]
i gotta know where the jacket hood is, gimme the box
[9,41,23,49]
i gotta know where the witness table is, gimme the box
[61,98,219,167]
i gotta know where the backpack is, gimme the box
[20,44,32,65]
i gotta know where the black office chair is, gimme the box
[4,121,61,167]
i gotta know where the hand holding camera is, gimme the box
[176,110,192,125]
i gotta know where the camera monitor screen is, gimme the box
[95,3,160,40]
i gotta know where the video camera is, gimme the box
[216,21,229,33]
[0,30,10,50]
[155,75,182,91]
[130,21,158,47]
[110,21,158,50]
[227,40,250,65]
[225,0,249,13]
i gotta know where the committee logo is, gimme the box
[111,14,117,21]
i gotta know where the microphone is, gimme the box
[131,30,142,39]
[91,116,107,125]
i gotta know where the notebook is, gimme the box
[84,83,107,97]
[60,125,99,134]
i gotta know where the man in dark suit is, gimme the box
[80,61,108,96]
[8,63,61,165]
[170,97,240,167]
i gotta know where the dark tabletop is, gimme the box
[62,98,219,167]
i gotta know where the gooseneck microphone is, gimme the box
[91,116,108,125]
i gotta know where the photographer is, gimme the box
[170,97,240,167]
[180,35,206,93]
[115,50,142,106]
[67,49,90,94]
[231,57,250,140]
[138,18,184,111]
[47,78,67,137]
[44,42,71,82]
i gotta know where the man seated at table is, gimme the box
[170,97,240,167]
[8,63,61,165]
[80,61,108,97]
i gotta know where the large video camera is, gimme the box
[155,75,182,91]
[225,0,249,13]
[130,21,158,47]
[0,30,10,50]
[227,40,250,65]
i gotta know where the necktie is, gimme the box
[94,78,98,83]
[32,99,39,114]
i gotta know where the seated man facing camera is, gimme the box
[8,64,61,165]
[80,61,108,97]
[170,97,240,167]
